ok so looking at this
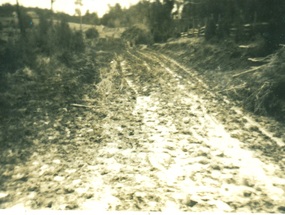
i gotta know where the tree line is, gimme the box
[1,1,285,47]
[100,0,285,50]
[0,3,87,73]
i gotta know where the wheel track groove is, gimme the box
[106,49,285,212]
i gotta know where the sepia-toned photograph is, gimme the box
[0,0,285,214]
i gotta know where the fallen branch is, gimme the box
[232,66,264,78]
[70,103,97,109]
[239,44,255,49]
[248,56,271,63]
[218,84,246,93]
[81,98,98,102]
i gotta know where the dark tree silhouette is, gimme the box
[16,0,26,37]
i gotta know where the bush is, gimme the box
[85,27,99,39]
[205,19,216,41]
[35,15,54,54]
[121,26,153,46]
[72,31,85,52]
[0,15,89,75]
[35,17,85,56]
[55,19,73,51]
[0,34,37,72]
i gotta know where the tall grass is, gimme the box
[0,16,85,74]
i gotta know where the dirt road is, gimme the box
[1,48,285,213]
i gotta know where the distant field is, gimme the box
[0,17,126,40]
[66,21,126,39]
[46,19,125,38]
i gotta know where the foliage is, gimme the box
[0,3,15,16]
[148,0,174,42]
[85,27,99,39]
[83,10,100,25]
[0,14,86,74]
[56,19,74,50]
[0,36,37,71]
[205,18,216,41]
[121,25,153,45]
[98,0,285,47]
[35,14,54,54]
[176,0,285,46]
[0,3,33,36]
[100,0,175,42]
[101,3,127,27]
[72,31,85,52]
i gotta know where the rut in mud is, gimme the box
[1,48,285,213]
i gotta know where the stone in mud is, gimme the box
[199,158,210,165]
[27,184,39,191]
[183,117,190,124]
[278,206,285,212]
[54,176,65,182]
[64,187,75,194]
[65,202,79,209]
[45,200,53,208]
[213,200,232,212]
[0,193,9,203]
[243,190,252,197]
[211,164,222,170]
[242,178,255,187]
[182,130,192,135]
[183,195,198,207]
[83,192,94,199]
[52,159,61,164]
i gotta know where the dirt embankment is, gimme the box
[154,38,285,123]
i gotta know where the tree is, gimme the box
[148,0,174,42]
[122,25,153,46]
[75,0,83,31]
[0,3,15,16]
[125,1,152,26]
[51,0,56,21]
[15,0,26,37]
[51,0,56,12]
[83,11,100,25]
[101,3,126,27]
[85,27,99,39]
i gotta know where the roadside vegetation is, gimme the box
[0,4,100,152]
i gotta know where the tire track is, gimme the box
[114,49,285,212]
[138,50,284,148]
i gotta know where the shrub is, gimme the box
[0,34,37,72]
[55,19,73,51]
[205,19,216,41]
[72,31,85,52]
[85,27,99,39]
[36,17,85,55]
[35,15,54,54]
[121,26,153,46]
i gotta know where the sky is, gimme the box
[0,0,141,17]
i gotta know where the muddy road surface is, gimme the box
[1,48,285,213]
